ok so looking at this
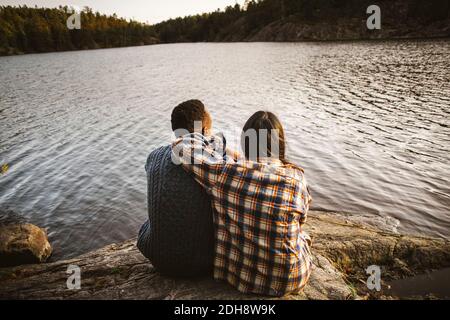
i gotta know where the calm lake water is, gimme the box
[0,40,449,260]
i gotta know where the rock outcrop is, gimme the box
[0,223,52,268]
[0,211,449,300]
[246,19,450,42]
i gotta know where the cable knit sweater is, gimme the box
[137,145,214,276]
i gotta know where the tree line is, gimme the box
[1,1,449,55]
[0,5,158,55]
[154,0,450,42]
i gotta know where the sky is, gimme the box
[0,0,245,23]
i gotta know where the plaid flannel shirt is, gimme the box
[172,133,313,296]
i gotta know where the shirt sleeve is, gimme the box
[171,133,229,192]
[295,171,312,225]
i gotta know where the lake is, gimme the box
[0,40,449,260]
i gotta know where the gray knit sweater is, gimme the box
[137,145,214,276]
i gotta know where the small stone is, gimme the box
[0,223,52,267]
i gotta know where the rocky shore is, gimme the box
[244,19,450,42]
[0,223,52,267]
[0,210,449,300]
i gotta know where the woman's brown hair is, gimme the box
[241,111,288,164]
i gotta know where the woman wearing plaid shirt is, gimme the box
[172,111,313,296]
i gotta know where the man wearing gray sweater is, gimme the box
[137,100,214,277]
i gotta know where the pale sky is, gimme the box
[0,0,245,23]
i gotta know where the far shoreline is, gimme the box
[1,36,449,58]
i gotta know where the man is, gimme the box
[137,100,214,277]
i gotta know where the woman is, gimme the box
[172,111,312,296]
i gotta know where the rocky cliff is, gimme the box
[245,18,450,42]
[158,0,450,43]
[0,211,449,300]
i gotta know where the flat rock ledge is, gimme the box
[0,211,449,300]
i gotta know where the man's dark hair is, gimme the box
[171,100,209,134]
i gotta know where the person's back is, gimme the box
[137,100,215,277]
[172,111,313,296]
[138,145,213,276]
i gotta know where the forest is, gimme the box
[154,0,450,42]
[1,0,449,55]
[0,5,158,55]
